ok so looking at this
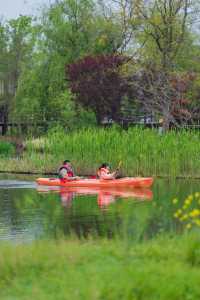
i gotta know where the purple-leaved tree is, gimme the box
[67,54,129,124]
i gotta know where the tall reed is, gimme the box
[1,127,200,177]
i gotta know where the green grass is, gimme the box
[0,141,15,158]
[0,233,200,299]
[1,127,200,177]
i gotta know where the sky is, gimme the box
[0,0,53,20]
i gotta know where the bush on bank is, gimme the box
[0,141,15,158]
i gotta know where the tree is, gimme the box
[97,0,141,54]
[0,21,9,134]
[12,0,96,131]
[123,0,199,130]
[67,54,129,124]
[12,0,128,131]
[128,65,193,130]
[135,0,196,70]
[0,16,34,134]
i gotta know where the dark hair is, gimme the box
[63,160,70,164]
[99,163,109,169]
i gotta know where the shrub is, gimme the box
[0,141,15,157]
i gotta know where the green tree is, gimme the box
[13,0,127,132]
[0,16,34,134]
[135,0,197,71]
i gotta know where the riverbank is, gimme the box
[0,233,200,300]
[0,127,200,177]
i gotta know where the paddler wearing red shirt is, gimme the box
[97,163,118,180]
[58,160,79,180]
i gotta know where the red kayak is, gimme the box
[36,177,153,188]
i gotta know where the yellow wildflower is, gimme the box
[194,219,200,226]
[180,214,188,221]
[189,209,200,218]
[172,198,178,204]
[195,192,200,198]
[186,223,192,230]
[177,209,182,216]
[184,198,192,206]
[174,209,182,219]
[174,212,179,218]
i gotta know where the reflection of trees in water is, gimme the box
[1,179,195,242]
[0,188,126,240]
[144,179,199,238]
[64,210,122,239]
[0,189,13,238]
[0,189,26,236]
[0,188,152,241]
[57,188,153,239]
[0,189,40,240]
[59,193,122,239]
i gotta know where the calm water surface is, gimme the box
[0,174,199,243]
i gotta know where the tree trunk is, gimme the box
[2,113,8,135]
[162,117,170,132]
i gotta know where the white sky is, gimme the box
[0,0,53,20]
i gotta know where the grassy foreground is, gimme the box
[1,127,200,177]
[0,233,200,300]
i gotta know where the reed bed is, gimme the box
[0,127,199,177]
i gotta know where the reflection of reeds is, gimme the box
[1,127,200,176]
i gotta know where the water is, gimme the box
[0,174,199,243]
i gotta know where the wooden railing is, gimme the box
[0,120,200,135]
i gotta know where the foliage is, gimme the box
[0,0,200,134]
[135,0,195,70]
[0,141,15,157]
[68,54,130,123]
[127,66,194,130]
[9,0,125,132]
[0,16,35,134]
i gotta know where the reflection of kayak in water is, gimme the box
[37,186,153,208]
[37,186,153,200]
[36,177,153,188]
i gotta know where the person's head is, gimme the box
[63,160,71,166]
[99,163,110,170]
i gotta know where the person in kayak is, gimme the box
[97,163,117,180]
[58,160,79,180]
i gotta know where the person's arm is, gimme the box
[64,175,80,180]
[100,170,116,180]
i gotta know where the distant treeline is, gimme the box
[0,0,200,135]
